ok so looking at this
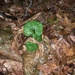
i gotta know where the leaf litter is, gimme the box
[0,0,75,75]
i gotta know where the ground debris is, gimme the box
[0,0,75,75]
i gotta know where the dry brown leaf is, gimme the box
[0,59,23,75]
[56,12,75,32]
[37,62,57,75]
[62,44,74,57]
[69,35,75,42]
[55,38,75,57]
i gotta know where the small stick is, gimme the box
[24,0,32,16]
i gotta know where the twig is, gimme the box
[24,0,32,16]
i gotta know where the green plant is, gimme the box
[25,41,38,52]
[23,20,43,52]
[23,20,43,42]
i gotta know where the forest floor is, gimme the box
[0,0,75,75]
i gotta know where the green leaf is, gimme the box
[32,34,42,42]
[26,41,38,52]
[23,20,43,41]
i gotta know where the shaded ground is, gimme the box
[0,0,75,75]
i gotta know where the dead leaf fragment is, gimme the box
[37,62,58,75]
